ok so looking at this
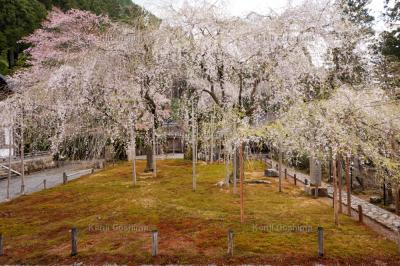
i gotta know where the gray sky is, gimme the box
[133,0,386,20]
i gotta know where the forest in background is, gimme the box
[0,0,158,75]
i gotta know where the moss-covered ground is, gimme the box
[0,159,398,265]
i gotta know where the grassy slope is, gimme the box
[0,160,398,265]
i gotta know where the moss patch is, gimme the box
[0,159,397,265]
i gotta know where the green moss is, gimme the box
[0,160,397,264]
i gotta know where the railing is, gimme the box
[0,164,21,176]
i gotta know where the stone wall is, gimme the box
[10,156,56,174]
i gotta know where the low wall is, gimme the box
[10,156,56,174]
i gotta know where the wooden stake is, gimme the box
[294,174,297,186]
[131,114,137,186]
[63,172,68,185]
[338,155,343,214]
[333,158,339,226]
[43,179,47,190]
[7,124,12,200]
[0,234,3,256]
[192,103,196,192]
[318,227,324,257]
[20,108,25,195]
[358,205,363,223]
[240,143,244,223]
[227,229,234,256]
[152,230,158,257]
[394,184,400,216]
[397,226,400,255]
[71,227,78,256]
[278,149,283,193]
[345,156,352,216]
[233,147,237,194]
[152,114,157,178]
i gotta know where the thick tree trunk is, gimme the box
[145,143,153,172]
[345,156,352,216]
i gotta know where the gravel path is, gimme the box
[267,159,400,233]
[0,163,94,203]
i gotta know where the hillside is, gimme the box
[0,0,157,75]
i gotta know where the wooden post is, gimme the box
[338,155,343,214]
[396,185,400,215]
[346,156,352,216]
[71,227,78,256]
[233,147,237,194]
[225,146,230,187]
[333,158,339,226]
[318,227,324,257]
[358,205,363,223]
[284,168,287,180]
[210,105,215,164]
[397,226,400,255]
[43,179,47,190]
[227,229,234,256]
[240,143,245,223]
[383,178,387,206]
[7,125,12,200]
[192,102,196,192]
[0,234,3,256]
[63,172,68,185]
[278,149,283,193]
[294,174,297,186]
[20,109,25,195]
[130,114,137,186]
[151,230,158,257]
[152,114,157,179]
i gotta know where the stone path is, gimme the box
[267,159,400,233]
[0,163,95,203]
